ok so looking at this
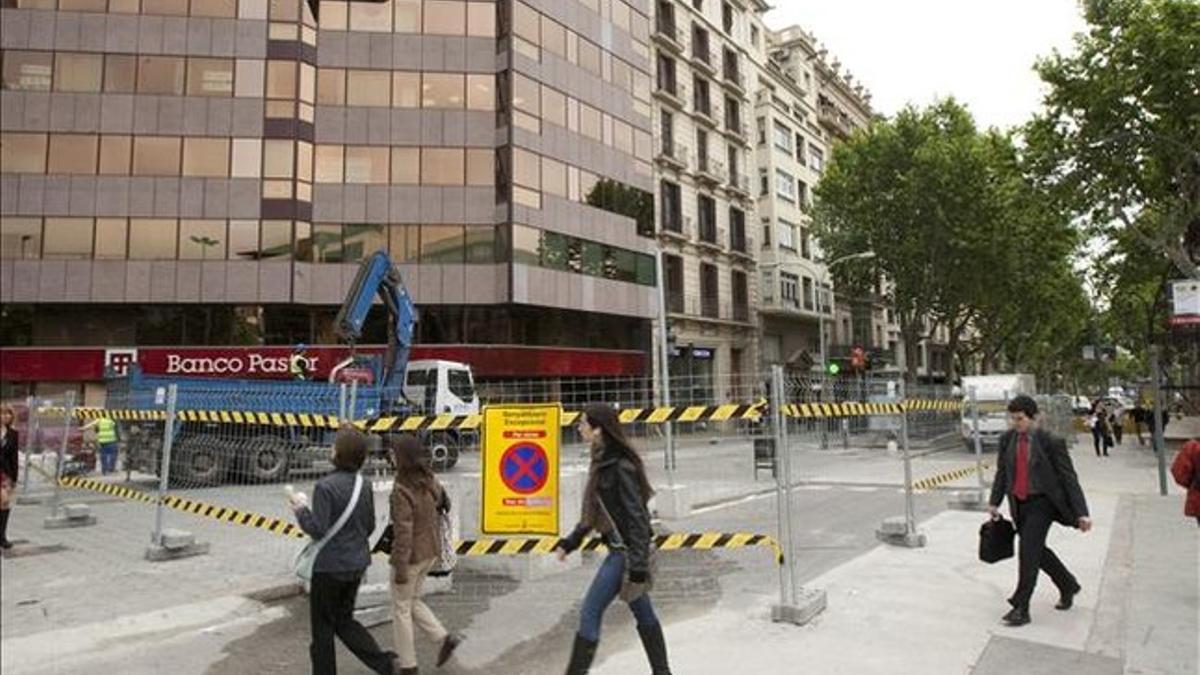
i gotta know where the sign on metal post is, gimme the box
[154,384,178,546]
[481,404,561,535]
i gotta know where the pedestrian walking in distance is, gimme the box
[0,405,19,550]
[388,434,462,674]
[1110,401,1125,446]
[291,426,401,675]
[1170,439,1200,527]
[988,395,1092,626]
[554,404,671,674]
[1088,400,1111,457]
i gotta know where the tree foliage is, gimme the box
[812,99,1087,382]
[1025,0,1200,279]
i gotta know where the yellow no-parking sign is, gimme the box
[481,404,561,535]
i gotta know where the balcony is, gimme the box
[697,220,720,250]
[668,294,755,325]
[653,17,683,53]
[726,172,752,199]
[694,157,725,185]
[691,98,717,127]
[660,211,686,239]
[818,101,854,139]
[655,139,689,171]
[722,65,745,95]
[691,45,718,75]
[653,81,687,110]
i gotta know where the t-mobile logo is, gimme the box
[105,349,138,376]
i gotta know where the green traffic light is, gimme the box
[827,362,841,375]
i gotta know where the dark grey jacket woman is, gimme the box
[292,428,398,675]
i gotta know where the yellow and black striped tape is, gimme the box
[781,399,962,418]
[56,476,782,564]
[53,401,769,432]
[912,462,992,491]
[454,532,784,565]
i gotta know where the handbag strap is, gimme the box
[316,473,363,547]
[595,494,627,549]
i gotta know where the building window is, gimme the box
[775,169,796,202]
[722,2,734,33]
[691,24,710,65]
[48,135,98,174]
[656,54,677,95]
[724,96,740,133]
[773,121,792,152]
[800,226,811,259]
[810,147,825,173]
[54,53,103,93]
[758,169,768,196]
[697,194,716,243]
[778,218,796,250]
[781,272,799,308]
[42,218,93,259]
[137,56,185,95]
[1,51,52,91]
[660,180,682,233]
[186,58,233,97]
[797,179,810,208]
[665,253,684,312]
[700,262,719,318]
[757,116,766,145]
[129,219,178,259]
[803,276,814,311]
[729,206,746,252]
[693,75,710,116]
[751,24,759,47]
[179,220,227,259]
[732,269,748,320]
[795,134,805,163]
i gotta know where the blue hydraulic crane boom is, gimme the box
[334,250,417,399]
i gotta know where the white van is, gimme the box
[960,374,1036,451]
[403,359,481,416]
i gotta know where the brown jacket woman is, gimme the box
[387,435,462,674]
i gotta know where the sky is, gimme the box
[764,0,1089,131]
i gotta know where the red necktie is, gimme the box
[1014,433,1030,500]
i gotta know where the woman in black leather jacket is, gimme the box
[554,404,671,675]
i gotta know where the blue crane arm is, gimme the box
[334,250,417,397]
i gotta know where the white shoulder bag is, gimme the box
[293,473,364,583]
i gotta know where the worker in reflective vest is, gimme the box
[83,416,119,474]
[290,345,310,381]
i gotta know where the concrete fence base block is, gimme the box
[875,516,927,548]
[16,494,48,505]
[43,503,97,529]
[459,551,577,581]
[652,484,692,520]
[771,588,828,626]
[947,490,990,512]
[145,529,210,561]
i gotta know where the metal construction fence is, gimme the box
[13,368,1089,627]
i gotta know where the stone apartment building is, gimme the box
[650,0,757,401]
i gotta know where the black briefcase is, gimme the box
[979,516,1015,563]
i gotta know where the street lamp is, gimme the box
[816,250,876,374]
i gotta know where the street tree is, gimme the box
[1025,0,1200,279]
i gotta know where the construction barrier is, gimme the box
[912,463,993,492]
[55,475,783,564]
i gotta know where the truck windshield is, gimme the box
[448,369,475,401]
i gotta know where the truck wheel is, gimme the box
[429,434,459,472]
[245,434,291,483]
[172,434,226,487]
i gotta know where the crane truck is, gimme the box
[106,250,479,485]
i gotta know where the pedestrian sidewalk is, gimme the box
[595,439,1199,675]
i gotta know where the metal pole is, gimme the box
[153,384,178,546]
[338,382,347,424]
[899,379,915,536]
[49,391,77,517]
[772,365,799,605]
[654,249,676,475]
[971,387,985,493]
[20,395,36,495]
[349,379,359,422]
[1150,347,1167,496]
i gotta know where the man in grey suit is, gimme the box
[987,395,1092,626]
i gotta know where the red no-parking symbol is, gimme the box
[500,443,549,495]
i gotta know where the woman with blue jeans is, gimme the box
[554,404,671,675]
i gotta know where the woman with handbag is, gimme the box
[388,434,463,674]
[1,405,20,551]
[554,404,671,675]
[291,426,400,675]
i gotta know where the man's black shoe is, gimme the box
[1002,607,1031,626]
[1056,584,1081,610]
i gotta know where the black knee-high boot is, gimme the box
[0,509,12,548]
[565,633,598,675]
[637,624,671,674]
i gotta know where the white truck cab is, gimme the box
[961,374,1036,451]
[403,359,481,416]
